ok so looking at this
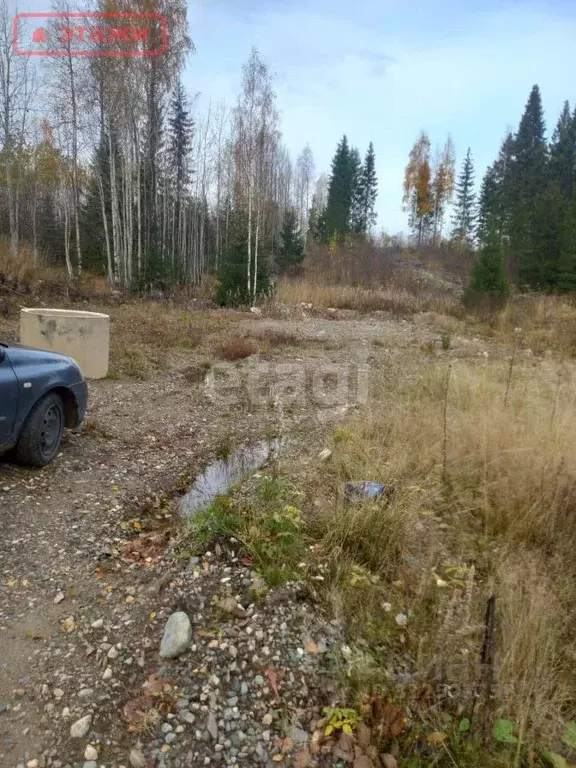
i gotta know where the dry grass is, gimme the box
[249,328,303,348]
[217,338,257,361]
[304,358,576,761]
[488,294,576,358]
[277,278,459,316]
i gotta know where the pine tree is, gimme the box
[277,208,305,273]
[509,85,549,287]
[451,147,476,246]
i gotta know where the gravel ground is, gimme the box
[0,307,491,768]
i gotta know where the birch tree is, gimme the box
[0,0,35,256]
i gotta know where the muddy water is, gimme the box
[180,440,281,517]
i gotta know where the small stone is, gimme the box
[290,727,309,744]
[84,745,98,761]
[218,597,246,618]
[107,647,119,659]
[206,712,218,741]
[26,760,39,768]
[395,613,408,627]
[262,713,273,726]
[380,756,398,768]
[102,667,113,681]
[54,592,65,604]
[78,688,94,698]
[159,612,192,659]
[70,714,92,739]
[91,619,104,629]
[129,747,146,768]
[53,689,64,700]
[83,762,97,768]
[165,732,176,743]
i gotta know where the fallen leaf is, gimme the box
[195,628,216,638]
[266,665,281,701]
[304,637,319,654]
[368,697,406,741]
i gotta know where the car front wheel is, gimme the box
[15,392,65,467]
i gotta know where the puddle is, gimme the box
[180,440,281,517]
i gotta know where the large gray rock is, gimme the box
[159,611,192,659]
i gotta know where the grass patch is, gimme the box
[205,353,576,765]
[300,358,576,765]
[250,328,303,348]
[183,475,306,587]
[182,361,212,384]
[277,277,459,316]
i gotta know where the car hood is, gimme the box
[4,343,78,369]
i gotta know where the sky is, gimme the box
[184,0,576,235]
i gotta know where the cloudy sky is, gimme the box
[184,0,576,234]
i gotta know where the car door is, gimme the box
[0,345,18,448]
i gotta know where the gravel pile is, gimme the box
[134,547,344,768]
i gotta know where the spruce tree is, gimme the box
[451,147,476,246]
[168,79,194,272]
[217,211,270,306]
[277,208,305,273]
[509,85,549,287]
[352,142,378,237]
[477,134,514,250]
[168,79,194,197]
[467,229,509,303]
[546,102,576,290]
[322,136,358,242]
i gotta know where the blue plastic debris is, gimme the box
[343,481,394,502]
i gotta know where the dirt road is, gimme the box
[0,308,448,768]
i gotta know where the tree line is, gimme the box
[3,0,574,305]
[404,84,576,297]
[0,0,328,304]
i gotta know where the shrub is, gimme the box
[217,338,257,361]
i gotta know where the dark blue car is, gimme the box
[0,342,88,467]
